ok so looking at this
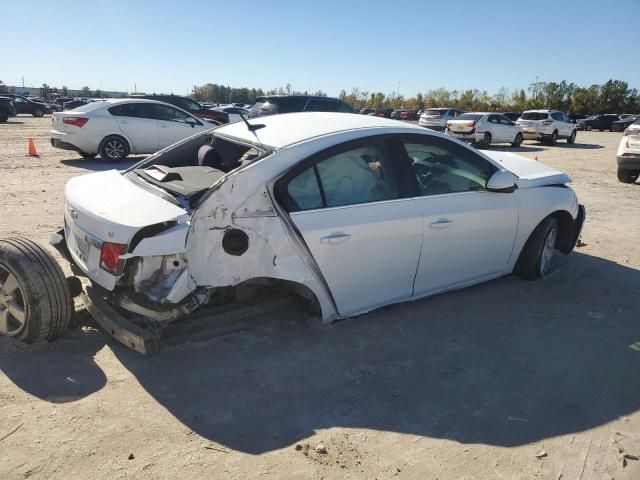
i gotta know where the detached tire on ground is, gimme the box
[0,237,72,342]
[514,217,559,280]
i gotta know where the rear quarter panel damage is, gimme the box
[184,168,338,322]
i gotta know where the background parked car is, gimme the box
[516,110,577,145]
[576,114,619,131]
[569,114,590,124]
[248,95,358,118]
[0,96,17,122]
[360,108,376,115]
[212,106,250,123]
[612,114,639,132]
[130,94,228,123]
[501,112,521,122]
[63,99,90,111]
[50,99,210,161]
[418,108,464,131]
[5,94,51,117]
[446,113,524,148]
[616,118,640,183]
[373,108,394,118]
[391,109,418,120]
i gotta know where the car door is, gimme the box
[497,114,517,142]
[277,135,424,316]
[151,104,206,147]
[486,115,504,142]
[13,96,30,114]
[109,103,159,152]
[399,134,519,296]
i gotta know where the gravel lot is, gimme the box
[1,116,639,480]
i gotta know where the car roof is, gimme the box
[214,112,425,149]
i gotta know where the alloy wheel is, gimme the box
[0,265,27,336]
[539,227,557,276]
[105,140,125,160]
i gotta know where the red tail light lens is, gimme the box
[63,117,89,127]
[100,242,127,275]
[624,128,640,136]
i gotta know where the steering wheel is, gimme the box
[412,162,448,189]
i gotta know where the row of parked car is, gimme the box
[576,113,638,132]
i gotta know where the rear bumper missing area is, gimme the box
[81,286,159,355]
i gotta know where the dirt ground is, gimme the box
[0,116,639,480]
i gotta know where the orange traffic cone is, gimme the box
[27,138,39,157]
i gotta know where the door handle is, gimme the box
[160,125,168,128]
[429,219,453,230]
[320,233,352,245]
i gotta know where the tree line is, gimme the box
[190,79,638,115]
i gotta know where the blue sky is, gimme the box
[2,0,637,97]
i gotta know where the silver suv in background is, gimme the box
[517,109,577,145]
[418,108,464,131]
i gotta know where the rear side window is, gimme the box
[521,112,549,121]
[109,103,154,118]
[150,104,196,123]
[550,112,564,121]
[281,138,401,212]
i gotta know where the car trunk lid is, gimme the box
[64,170,189,287]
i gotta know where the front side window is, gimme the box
[108,103,154,119]
[281,138,401,212]
[498,115,513,125]
[402,136,496,196]
[151,104,194,123]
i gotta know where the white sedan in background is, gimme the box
[446,112,524,148]
[0,113,584,354]
[50,99,211,161]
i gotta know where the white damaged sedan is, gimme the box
[0,113,584,353]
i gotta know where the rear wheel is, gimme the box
[33,108,44,118]
[585,125,592,131]
[617,168,639,184]
[0,237,72,342]
[567,130,576,144]
[0,111,8,123]
[547,130,558,146]
[512,132,523,148]
[480,132,492,148]
[515,217,559,280]
[99,136,129,162]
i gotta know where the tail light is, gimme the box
[100,242,127,275]
[542,120,553,126]
[63,117,89,127]
[624,128,640,136]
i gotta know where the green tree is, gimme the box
[80,86,91,97]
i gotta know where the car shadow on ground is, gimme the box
[1,252,639,453]
[484,145,544,153]
[1,121,25,125]
[60,157,142,171]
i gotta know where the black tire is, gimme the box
[617,168,639,184]
[33,108,44,118]
[515,217,559,280]
[0,237,72,342]
[80,152,97,159]
[480,132,492,148]
[567,129,576,144]
[512,132,523,148]
[0,111,8,123]
[547,130,558,146]
[99,135,129,162]
[585,125,592,131]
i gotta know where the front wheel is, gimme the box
[515,217,559,280]
[33,108,44,118]
[567,130,576,144]
[479,132,492,149]
[617,168,640,184]
[0,237,72,342]
[585,125,592,131]
[0,112,8,123]
[99,136,129,162]
[512,132,523,148]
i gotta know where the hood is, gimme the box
[65,170,188,244]
[484,151,571,188]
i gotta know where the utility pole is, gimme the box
[22,76,24,88]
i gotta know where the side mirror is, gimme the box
[486,170,518,193]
